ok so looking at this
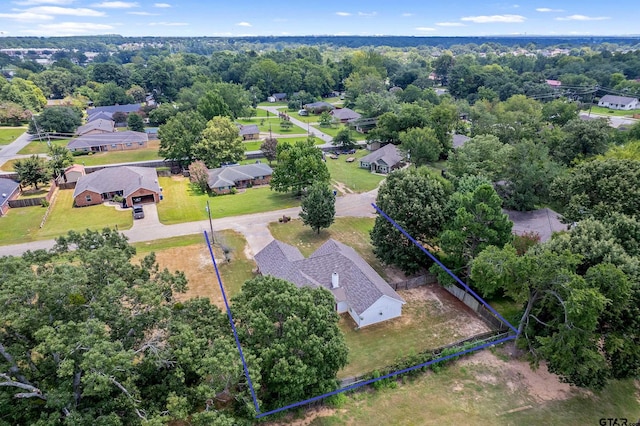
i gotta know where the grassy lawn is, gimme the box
[258,101,287,107]
[0,206,46,245]
[0,127,26,145]
[584,105,640,117]
[311,124,342,137]
[243,141,262,151]
[156,176,299,225]
[237,117,289,133]
[240,108,269,118]
[18,139,69,155]
[326,149,385,193]
[268,217,384,278]
[243,136,324,152]
[310,355,639,426]
[285,110,316,123]
[133,231,256,309]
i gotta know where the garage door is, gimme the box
[132,194,156,204]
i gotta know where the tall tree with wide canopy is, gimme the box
[231,275,348,410]
[28,106,82,134]
[193,116,245,168]
[270,137,330,195]
[158,110,207,166]
[300,182,336,234]
[371,167,452,274]
[14,155,49,190]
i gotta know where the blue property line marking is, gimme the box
[255,334,516,419]
[371,203,519,335]
[203,231,261,415]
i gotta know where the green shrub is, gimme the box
[326,392,348,408]
[40,199,50,207]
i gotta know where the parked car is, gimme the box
[298,109,309,116]
[132,205,144,219]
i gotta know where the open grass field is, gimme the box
[243,135,324,152]
[337,286,490,379]
[0,127,26,145]
[156,176,299,225]
[241,108,270,118]
[258,101,287,107]
[298,349,640,426]
[238,117,302,133]
[18,138,69,154]
[325,149,385,193]
[0,189,132,245]
[133,231,256,309]
[585,105,640,117]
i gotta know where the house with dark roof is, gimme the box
[207,163,273,194]
[359,143,404,174]
[330,107,361,123]
[452,134,471,148]
[86,111,113,123]
[87,103,143,117]
[267,93,287,103]
[67,131,148,153]
[304,101,335,114]
[76,119,116,136]
[255,239,405,328]
[0,179,20,216]
[73,166,161,207]
[237,124,260,141]
[598,95,639,110]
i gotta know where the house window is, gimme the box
[111,144,117,148]
[138,142,144,146]
[126,143,132,147]
[85,195,92,202]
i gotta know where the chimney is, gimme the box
[331,272,339,289]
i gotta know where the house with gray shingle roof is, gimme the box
[255,239,405,328]
[452,134,471,148]
[86,111,114,123]
[67,131,148,153]
[598,95,639,110]
[237,124,260,140]
[330,107,361,123]
[76,119,116,136]
[206,163,273,194]
[73,166,160,207]
[359,143,404,174]
[0,178,20,216]
[304,101,335,114]
[87,103,143,117]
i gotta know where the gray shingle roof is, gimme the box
[0,179,20,208]
[359,143,403,168]
[452,134,471,148]
[304,101,335,110]
[331,108,361,121]
[72,166,160,199]
[76,119,115,136]
[255,239,404,315]
[206,163,272,189]
[87,103,143,116]
[599,95,638,105]
[238,124,259,136]
[67,131,148,150]
[86,111,113,122]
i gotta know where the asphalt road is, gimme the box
[0,131,32,170]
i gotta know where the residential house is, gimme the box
[67,131,148,153]
[304,101,335,114]
[238,124,260,141]
[86,103,143,117]
[598,95,639,110]
[73,166,161,207]
[206,163,273,194]
[0,179,20,216]
[86,111,114,123]
[359,143,404,174]
[330,107,361,123]
[267,93,287,103]
[255,239,405,328]
[452,134,471,148]
[75,119,116,136]
[545,79,562,89]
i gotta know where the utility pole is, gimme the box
[206,199,214,245]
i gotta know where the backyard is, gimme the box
[243,135,323,152]
[17,138,69,154]
[156,176,299,225]
[584,105,640,117]
[237,117,306,134]
[325,149,385,193]
[0,127,27,145]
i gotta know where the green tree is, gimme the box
[14,155,50,190]
[188,160,210,193]
[300,182,336,234]
[0,77,47,112]
[197,91,231,121]
[127,112,145,132]
[447,134,513,182]
[0,101,30,126]
[259,137,278,164]
[279,119,293,131]
[194,116,244,168]
[94,82,134,107]
[231,275,348,409]
[158,110,207,166]
[332,128,357,150]
[554,118,612,165]
[48,144,73,180]
[371,167,452,274]
[28,106,82,134]
[428,101,459,157]
[542,98,579,126]
[399,127,441,166]
[148,103,177,126]
[126,84,146,103]
[318,111,334,127]
[270,137,330,195]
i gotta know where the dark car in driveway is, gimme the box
[132,205,144,219]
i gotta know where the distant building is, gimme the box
[598,95,639,111]
[67,131,148,153]
[545,79,562,88]
[206,163,273,195]
[75,119,116,136]
[359,143,404,174]
[237,124,260,140]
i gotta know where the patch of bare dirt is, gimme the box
[332,180,353,194]
[459,349,580,403]
[264,407,338,426]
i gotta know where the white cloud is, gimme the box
[358,11,377,17]
[0,11,54,21]
[415,27,436,31]
[335,12,351,16]
[127,11,157,15]
[24,21,114,35]
[91,1,139,8]
[436,22,465,27]
[536,7,563,12]
[149,21,187,26]
[154,2,170,7]
[461,14,526,23]
[13,0,75,5]
[236,21,252,27]
[556,14,610,21]
[402,13,414,17]
[25,6,105,17]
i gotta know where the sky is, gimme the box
[0,0,638,38]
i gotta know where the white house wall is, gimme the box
[349,295,403,328]
[337,301,349,314]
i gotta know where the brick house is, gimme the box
[67,131,148,153]
[73,166,161,207]
[206,163,273,194]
